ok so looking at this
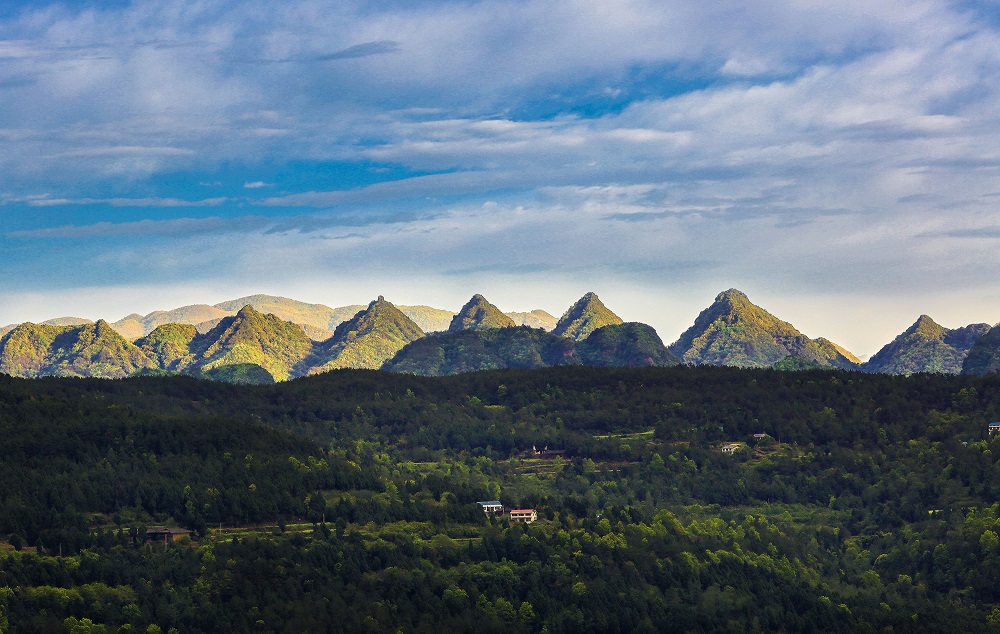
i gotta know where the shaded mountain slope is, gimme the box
[866,315,990,374]
[383,327,579,376]
[962,323,1000,375]
[136,323,201,372]
[576,323,680,367]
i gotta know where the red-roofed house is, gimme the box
[509,509,537,523]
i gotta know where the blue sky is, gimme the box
[3,0,1000,356]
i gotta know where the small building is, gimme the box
[721,444,741,454]
[753,433,768,440]
[520,445,568,459]
[509,509,537,523]
[478,501,504,515]
[989,423,1000,436]
[146,527,193,544]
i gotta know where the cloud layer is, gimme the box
[2,0,1000,355]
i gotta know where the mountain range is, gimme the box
[71,294,557,343]
[3,288,1000,381]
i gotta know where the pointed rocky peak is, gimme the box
[716,288,751,305]
[552,292,624,341]
[907,314,947,339]
[330,297,423,345]
[701,288,770,325]
[372,296,393,310]
[236,304,261,319]
[94,319,115,335]
[449,294,515,332]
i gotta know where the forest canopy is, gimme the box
[1,366,1000,632]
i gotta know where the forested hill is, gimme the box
[5,366,1000,631]
[13,365,1000,451]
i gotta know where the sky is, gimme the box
[3,0,1000,357]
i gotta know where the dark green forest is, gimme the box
[3,366,1000,632]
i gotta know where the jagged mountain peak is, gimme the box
[908,314,947,337]
[717,288,750,303]
[236,304,259,318]
[449,294,515,332]
[703,288,772,325]
[330,297,422,341]
[552,292,623,341]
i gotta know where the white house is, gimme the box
[509,509,537,523]
[478,501,504,515]
[721,444,741,454]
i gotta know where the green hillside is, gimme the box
[0,320,153,378]
[552,292,624,341]
[384,326,578,375]
[4,367,1000,630]
[866,315,990,374]
[4,368,1000,630]
[669,289,859,369]
[308,297,425,372]
[448,294,516,331]
[576,322,680,367]
[0,322,68,377]
[136,322,201,372]
[197,305,314,382]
